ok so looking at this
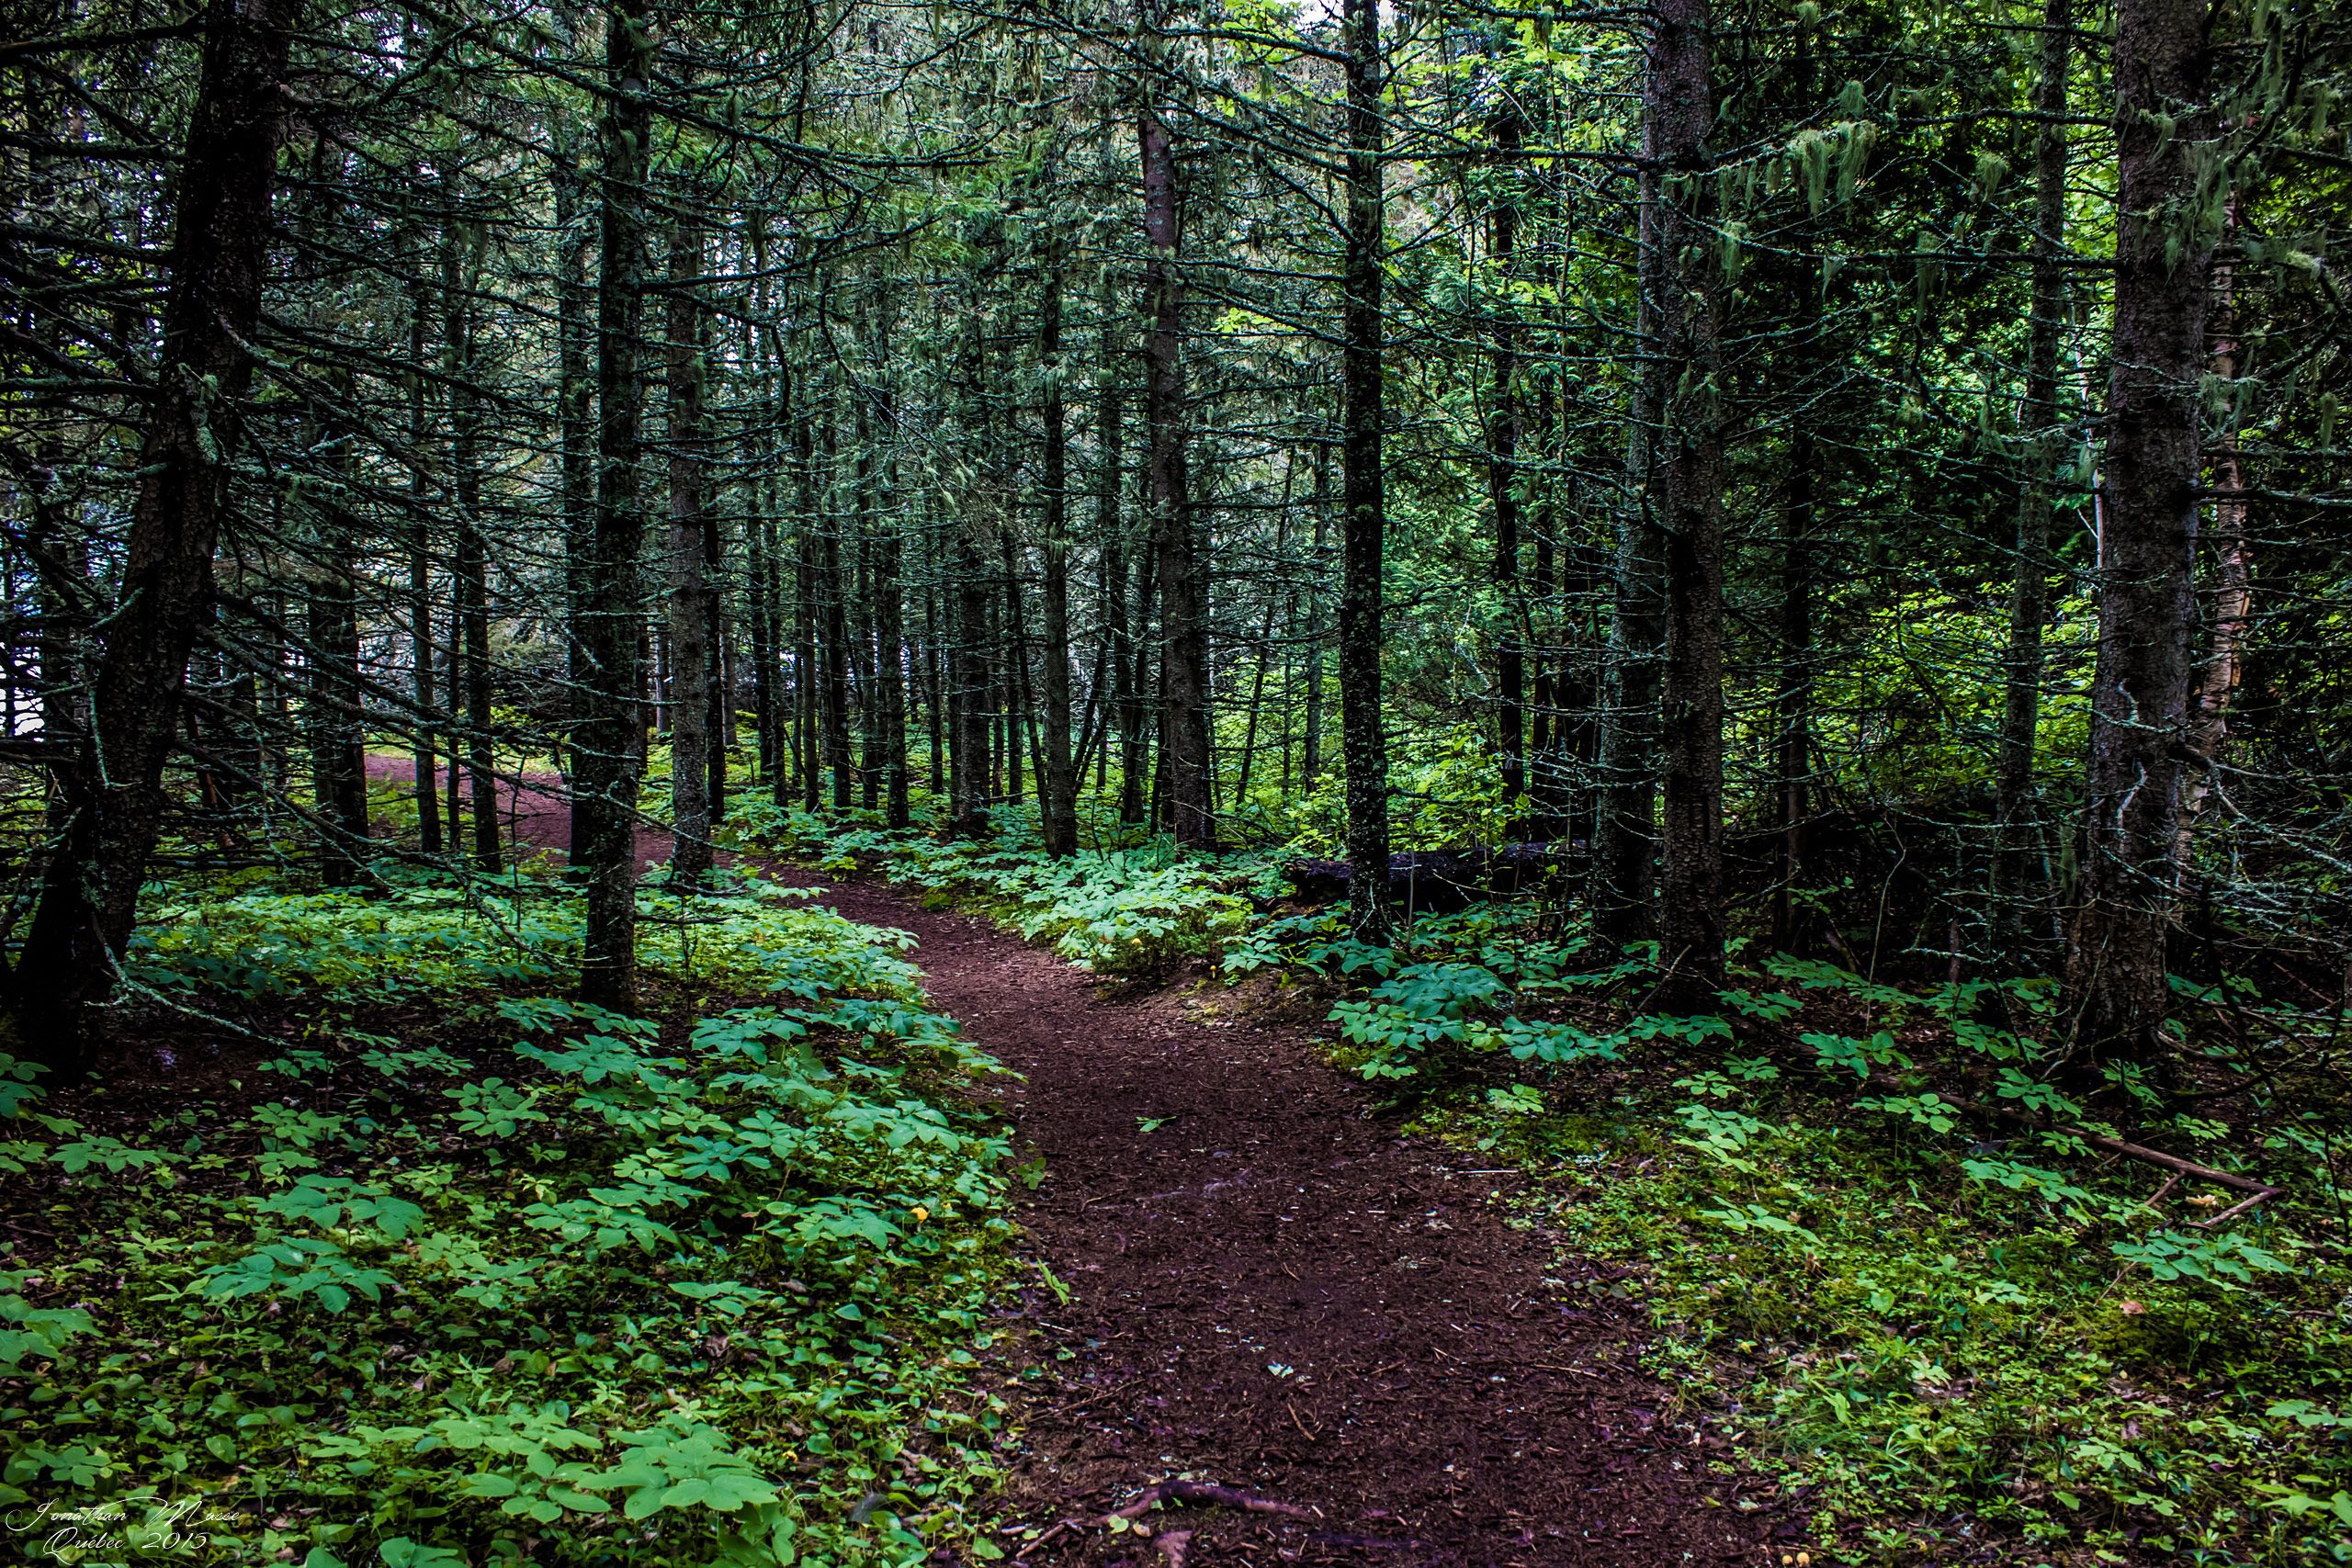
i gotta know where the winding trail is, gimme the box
[368,760,1780,1565]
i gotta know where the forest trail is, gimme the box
[366,760,1779,1565]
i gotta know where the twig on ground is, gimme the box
[1111,1480,1318,1522]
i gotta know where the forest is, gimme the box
[2,0,2349,1562]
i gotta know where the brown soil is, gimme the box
[367,761,1786,1565]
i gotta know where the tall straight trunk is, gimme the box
[818,390,853,811]
[1772,428,1817,952]
[578,0,654,1010]
[854,387,882,813]
[446,585,465,853]
[748,321,784,794]
[750,507,779,789]
[2174,198,2252,871]
[1487,100,1526,823]
[15,0,301,1055]
[1002,547,1030,803]
[2065,0,2216,1069]
[447,244,501,875]
[1594,0,1708,955]
[1138,83,1214,848]
[1098,345,1128,805]
[665,217,713,886]
[875,520,908,829]
[1526,377,1564,839]
[950,533,992,836]
[925,582,945,797]
[1121,545,1156,825]
[1234,586,1281,808]
[306,476,368,883]
[1303,442,1329,789]
[707,513,728,822]
[1039,272,1079,855]
[406,268,443,854]
[796,541,820,813]
[1339,0,1392,942]
[556,108,595,863]
[457,506,499,871]
[792,372,820,813]
[1993,0,2072,954]
[1651,0,1727,1003]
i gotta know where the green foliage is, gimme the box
[1,867,1017,1567]
[904,832,2352,1563]
[727,805,1255,976]
[1385,950,2352,1565]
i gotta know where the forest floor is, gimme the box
[379,761,1786,1567]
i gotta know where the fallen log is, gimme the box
[1283,843,1570,913]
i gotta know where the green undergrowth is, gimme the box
[3,861,1019,1567]
[724,799,1278,976]
[737,809,2352,1567]
[1246,903,2352,1567]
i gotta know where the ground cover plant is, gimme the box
[5,0,2350,1561]
[748,808,2352,1566]
[2,853,1019,1567]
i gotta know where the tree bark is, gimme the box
[14,0,302,1055]
[1039,270,1080,855]
[1651,0,1727,1006]
[307,367,371,883]
[2172,197,2252,875]
[950,532,992,837]
[1139,73,1214,849]
[665,216,713,886]
[1993,0,2072,955]
[817,384,854,812]
[555,81,595,866]
[1772,427,1816,953]
[1486,96,1526,825]
[1592,192,1668,945]
[1339,0,1392,943]
[578,0,654,1010]
[2065,0,2217,1070]
[444,233,501,875]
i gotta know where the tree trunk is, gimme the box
[1304,441,1329,790]
[1339,0,1392,943]
[2172,197,2251,874]
[1039,272,1080,855]
[665,217,713,886]
[1121,543,1156,826]
[14,0,302,1055]
[817,388,854,812]
[1592,219,1668,945]
[406,261,443,856]
[1098,344,1129,807]
[1993,0,2072,956]
[2065,0,2217,1070]
[578,0,654,1010]
[1772,428,1817,953]
[1138,81,1214,849]
[305,482,368,884]
[1486,98,1526,825]
[556,102,595,866]
[445,238,502,876]
[950,532,992,837]
[707,511,729,823]
[1651,0,1727,1005]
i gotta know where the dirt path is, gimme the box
[365,761,1780,1564]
